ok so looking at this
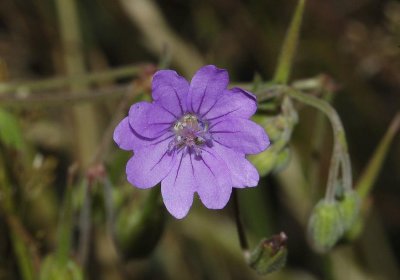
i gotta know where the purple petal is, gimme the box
[126,138,176,189]
[212,142,259,188]
[187,65,229,115]
[152,70,189,115]
[202,87,257,121]
[192,149,232,209]
[161,154,196,219]
[113,117,137,151]
[114,117,174,151]
[210,117,270,154]
[129,101,176,139]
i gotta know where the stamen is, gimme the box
[169,113,211,155]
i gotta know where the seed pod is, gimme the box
[338,190,360,231]
[248,232,288,275]
[307,199,344,253]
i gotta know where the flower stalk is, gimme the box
[283,87,353,202]
[232,190,250,260]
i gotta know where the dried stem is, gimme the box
[0,64,143,94]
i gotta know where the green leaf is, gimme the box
[0,108,24,150]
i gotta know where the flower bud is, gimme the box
[307,200,344,253]
[248,148,278,177]
[248,232,288,275]
[263,117,286,142]
[273,147,291,173]
[338,190,360,231]
[40,255,83,280]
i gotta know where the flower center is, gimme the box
[168,113,211,156]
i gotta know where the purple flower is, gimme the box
[113,65,270,219]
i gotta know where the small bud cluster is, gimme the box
[307,190,360,253]
[249,97,298,176]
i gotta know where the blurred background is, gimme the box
[0,0,399,279]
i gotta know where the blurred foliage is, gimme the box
[0,0,399,280]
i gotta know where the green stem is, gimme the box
[341,152,353,192]
[7,216,36,280]
[77,180,91,266]
[356,113,400,198]
[309,90,333,196]
[232,189,250,261]
[283,87,352,200]
[0,165,37,280]
[273,0,306,84]
[56,164,78,265]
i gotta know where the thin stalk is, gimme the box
[56,164,78,265]
[356,112,400,198]
[77,180,91,266]
[324,144,341,202]
[103,176,115,236]
[6,215,36,280]
[283,87,352,200]
[273,0,306,84]
[340,152,353,192]
[232,189,250,261]
[0,148,39,279]
[309,90,333,197]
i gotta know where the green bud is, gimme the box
[307,200,344,253]
[338,191,360,231]
[248,148,278,177]
[263,117,285,142]
[248,232,288,275]
[273,147,291,173]
[344,214,364,241]
[40,255,83,280]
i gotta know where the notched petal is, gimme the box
[188,65,229,115]
[152,70,189,114]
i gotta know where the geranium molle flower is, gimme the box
[113,65,270,219]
